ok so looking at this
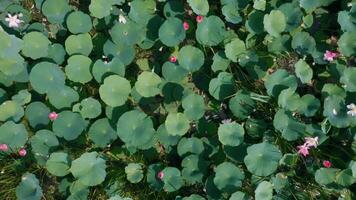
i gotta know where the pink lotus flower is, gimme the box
[196,15,203,23]
[297,144,309,157]
[18,148,27,157]
[157,171,164,180]
[0,144,8,151]
[323,50,338,62]
[48,112,58,121]
[5,13,23,28]
[323,160,332,168]
[183,22,189,30]
[304,137,319,148]
[169,56,177,63]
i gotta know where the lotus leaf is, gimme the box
[340,68,356,92]
[0,121,28,149]
[103,40,135,66]
[25,102,50,129]
[125,163,144,183]
[99,75,131,107]
[229,90,255,119]
[0,100,24,122]
[291,31,316,55]
[295,59,313,84]
[187,0,209,15]
[110,19,145,46]
[159,17,185,47]
[255,181,273,200]
[264,69,297,97]
[76,97,101,119]
[65,33,93,56]
[177,137,204,157]
[181,155,208,184]
[88,118,117,148]
[46,152,71,176]
[89,0,112,19]
[16,173,42,200]
[30,130,59,165]
[48,86,79,109]
[65,55,93,84]
[209,72,236,100]
[263,10,286,37]
[196,15,226,46]
[225,38,246,62]
[22,32,50,59]
[182,93,205,120]
[162,61,188,82]
[29,62,65,94]
[165,112,190,136]
[66,11,92,34]
[213,162,245,193]
[162,167,184,192]
[92,57,125,83]
[218,122,245,147]
[135,71,162,97]
[42,0,70,24]
[52,111,87,141]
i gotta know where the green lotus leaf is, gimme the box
[222,5,242,24]
[187,0,209,15]
[0,32,25,76]
[255,181,273,200]
[225,38,246,62]
[129,0,156,24]
[263,10,286,37]
[89,0,112,19]
[229,90,255,119]
[146,163,164,191]
[103,40,135,66]
[205,175,223,199]
[76,97,101,119]
[182,194,205,200]
[278,88,300,112]
[165,112,190,136]
[29,62,65,94]
[335,169,356,186]
[162,61,188,82]
[315,168,339,185]
[209,72,236,100]
[196,15,226,46]
[245,118,267,138]
[299,94,320,117]
[125,163,144,183]
[92,57,125,83]
[135,71,162,97]
[65,55,93,84]
[30,130,59,165]
[66,11,92,34]
[177,137,204,157]
[182,93,205,120]
[116,110,155,149]
[25,102,50,129]
[246,10,264,35]
[291,31,316,55]
[42,0,70,24]
[16,173,42,200]
[162,167,184,192]
[67,181,89,200]
[295,59,313,84]
[230,191,249,200]
[46,152,71,177]
[0,121,28,149]
[155,124,180,149]
[70,152,107,186]
[22,32,50,59]
[323,95,355,128]
[52,111,87,141]
[279,2,303,31]
[264,69,297,97]
[178,45,205,72]
[0,100,24,122]
[110,19,145,46]
[211,51,230,72]
[181,155,208,184]
[48,43,66,65]
[340,67,356,92]
[163,0,184,18]
[214,162,245,193]
[65,33,93,56]
[273,109,306,141]
[218,122,245,147]
[48,85,79,109]
[159,17,185,47]
[338,11,356,32]
[338,32,356,56]
[88,118,117,148]
[140,15,164,49]
[12,89,31,106]
[99,75,131,107]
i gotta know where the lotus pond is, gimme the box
[0,0,356,200]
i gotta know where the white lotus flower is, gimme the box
[118,14,127,24]
[5,13,23,28]
[347,103,356,117]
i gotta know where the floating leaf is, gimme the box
[52,111,87,141]
[159,17,185,47]
[99,75,131,107]
[125,163,144,183]
[65,55,93,84]
[213,162,245,193]
[88,118,117,148]
[178,45,205,72]
[46,152,71,177]
[135,72,162,97]
[187,0,209,15]
[16,173,43,200]
[218,122,245,147]
[22,32,50,59]
[196,16,226,46]
[165,112,190,136]
[29,62,65,94]
[263,10,286,37]
[66,11,92,34]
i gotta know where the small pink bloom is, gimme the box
[0,144,8,151]
[323,50,338,62]
[196,15,203,23]
[169,56,177,63]
[323,160,332,168]
[157,171,164,180]
[5,13,23,28]
[297,144,309,157]
[48,112,58,121]
[304,136,319,148]
[18,148,27,157]
[183,22,189,30]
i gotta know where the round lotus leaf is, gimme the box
[244,142,282,176]
[65,55,93,84]
[77,97,102,119]
[99,75,131,107]
[338,32,356,56]
[42,0,70,24]
[140,15,165,49]
[48,86,79,109]
[22,32,50,59]
[162,61,188,82]
[196,15,226,46]
[70,152,107,186]
[263,10,286,37]
[178,45,205,72]
[246,10,264,35]
[218,122,245,147]
[340,68,356,92]
[65,33,93,56]
[159,17,185,47]
[255,181,273,200]
[116,110,155,149]
[30,130,59,164]
[29,62,65,94]
[335,169,355,186]
[162,167,184,192]
[338,11,356,32]
[92,57,125,83]
[222,5,242,24]
[163,0,184,18]
[135,71,162,97]
[182,93,205,120]
[213,162,245,193]
[205,175,223,199]
[46,152,71,177]
[291,31,316,55]
[323,95,354,128]
[125,163,144,184]
[225,38,246,62]
[187,0,209,15]
[52,111,87,141]
[230,191,249,200]
[48,43,66,65]
[177,137,204,157]
[264,69,297,97]
[12,89,31,106]
[181,155,208,184]
[211,50,230,72]
[209,72,236,100]
[315,168,338,185]
[0,121,28,149]
[0,100,23,122]
[110,19,145,46]
[147,163,164,191]
[16,173,43,200]
[103,40,135,66]
[88,118,117,148]
[229,90,255,119]
[156,124,180,149]
[273,109,306,141]
[298,94,320,117]
[279,2,303,31]
[165,112,190,136]
[25,102,50,129]
[295,59,313,84]
[128,0,156,24]
[66,11,92,34]
[89,0,112,19]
